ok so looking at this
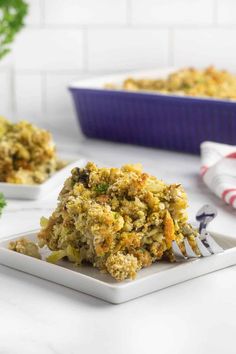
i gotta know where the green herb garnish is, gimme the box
[0,0,28,60]
[95,183,109,194]
[0,193,6,216]
[181,83,191,90]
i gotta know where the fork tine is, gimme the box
[184,238,200,258]
[172,240,187,260]
[205,233,224,254]
[172,234,223,261]
[195,236,212,257]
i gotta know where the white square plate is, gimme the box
[0,158,87,200]
[0,231,236,304]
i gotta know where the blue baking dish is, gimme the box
[69,68,236,154]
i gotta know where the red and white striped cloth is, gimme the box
[200,141,236,209]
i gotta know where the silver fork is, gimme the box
[172,204,224,260]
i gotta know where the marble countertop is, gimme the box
[0,138,236,354]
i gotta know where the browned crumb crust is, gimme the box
[37,162,199,281]
[106,66,236,100]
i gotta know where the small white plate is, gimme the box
[0,231,236,304]
[0,158,87,200]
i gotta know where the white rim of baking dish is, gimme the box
[69,67,236,104]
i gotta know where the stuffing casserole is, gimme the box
[106,66,236,100]
[36,162,198,281]
[0,117,64,184]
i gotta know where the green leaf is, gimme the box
[0,0,28,60]
[0,192,6,216]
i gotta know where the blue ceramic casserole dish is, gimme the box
[69,68,236,154]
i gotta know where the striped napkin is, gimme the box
[200,141,236,209]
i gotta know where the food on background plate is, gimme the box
[0,117,65,184]
[105,66,236,100]
[33,162,197,281]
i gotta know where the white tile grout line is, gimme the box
[213,0,219,26]
[10,67,16,118]
[40,0,46,27]
[41,71,47,125]
[172,29,177,67]
[126,0,132,25]
[23,23,236,30]
[168,28,174,67]
[13,69,154,76]
[11,70,87,75]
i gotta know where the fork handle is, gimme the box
[196,205,217,235]
[199,221,208,234]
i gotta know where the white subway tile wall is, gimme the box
[174,29,236,70]
[13,29,84,71]
[131,0,214,25]
[45,73,82,139]
[44,0,127,25]
[25,0,42,25]
[217,0,236,24]
[1,0,236,139]
[88,29,169,71]
[0,71,12,117]
[15,73,43,122]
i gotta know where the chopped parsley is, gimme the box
[95,183,109,194]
